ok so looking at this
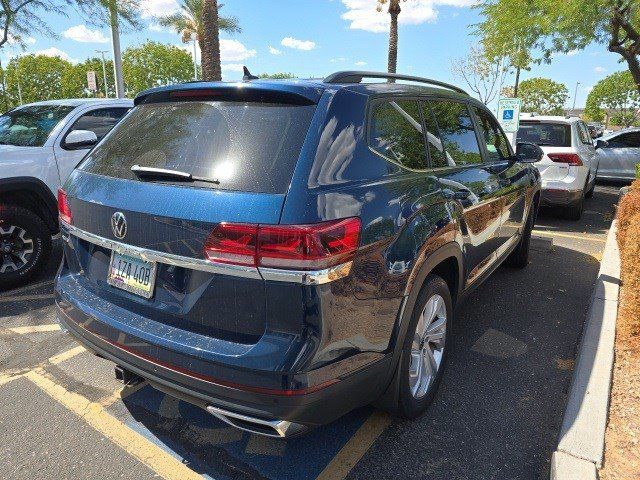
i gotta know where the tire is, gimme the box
[505,203,535,269]
[393,275,453,419]
[585,173,596,199]
[564,189,585,221]
[0,205,52,289]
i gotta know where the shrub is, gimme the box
[618,211,640,342]
[617,180,640,250]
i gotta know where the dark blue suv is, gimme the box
[55,71,542,437]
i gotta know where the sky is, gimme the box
[0,0,629,108]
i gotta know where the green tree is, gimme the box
[451,45,506,105]
[512,77,569,115]
[475,1,640,93]
[61,57,116,98]
[377,0,406,74]
[3,54,72,106]
[585,70,640,127]
[122,41,194,96]
[259,72,296,79]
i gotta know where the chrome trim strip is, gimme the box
[258,261,353,285]
[206,405,307,438]
[63,224,352,284]
[63,223,262,280]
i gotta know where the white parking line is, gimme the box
[9,324,61,334]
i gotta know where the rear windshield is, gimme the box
[516,122,572,147]
[0,105,75,147]
[78,101,316,194]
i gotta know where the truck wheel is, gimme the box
[393,274,452,419]
[0,205,52,289]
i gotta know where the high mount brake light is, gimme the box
[204,218,361,271]
[547,153,583,166]
[57,188,72,224]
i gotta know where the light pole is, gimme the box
[109,5,125,98]
[192,38,198,81]
[96,50,109,98]
[572,81,581,112]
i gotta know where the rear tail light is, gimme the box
[547,153,583,166]
[204,218,361,271]
[57,188,72,224]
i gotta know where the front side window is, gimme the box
[608,132,640,148]
[0,105,75,147]
[517,122,572,147]
[429,100,482,166]
[369,100,428,170]
[65,107,130,146]
[474,107,512,162]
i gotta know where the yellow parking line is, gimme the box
[532,230,606,243]
[99,381,148,407]
[9,324,61,334]
[49,345,86,365]
[25,369,203,480]
[316,411,391,480]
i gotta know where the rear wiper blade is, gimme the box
[130,165,220,184]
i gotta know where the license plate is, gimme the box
[107,251,156,299]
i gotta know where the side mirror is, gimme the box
[64,129,98,150]
[515,142,544,163]
[594,139,609,150]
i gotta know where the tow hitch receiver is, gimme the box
[114,365,144,387]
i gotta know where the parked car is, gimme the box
[595,127,640,182]
[587,122,604,139]
[0,98,133,288]
[55,71,542,438]
[516,115,599,220]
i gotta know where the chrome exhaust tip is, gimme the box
[206,405,307,438]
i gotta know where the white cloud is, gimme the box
[6,34,36,46]
[269,46,283,55]
[221,63,245,72]
[594,66,607,73]
[341,0,474,33]
[221,39,256,61]
[281,37,316,51]
[141,0,180,18]
[330,57,346,63]
[34,47,77,63]
[582,86,593,93]
[148,23,166,33]
[355,60,367,66]
[63,24,109,43]
[566,50,579,56]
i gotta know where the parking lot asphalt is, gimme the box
[0,184,621,480]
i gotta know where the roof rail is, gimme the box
[323,71,468,95]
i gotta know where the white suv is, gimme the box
[516,115,599,220]
[0,98,132,287]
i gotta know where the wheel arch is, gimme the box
[374,241,463,411]
[0,177,59,234]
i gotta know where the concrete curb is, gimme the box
[550,220,620,480]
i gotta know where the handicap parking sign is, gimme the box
[497,98,522,133]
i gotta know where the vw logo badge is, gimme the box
[111,212,127,240]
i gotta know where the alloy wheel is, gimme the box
[409,293,447,399]
[0,225,34,273]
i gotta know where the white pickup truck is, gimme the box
[0,98,132,287]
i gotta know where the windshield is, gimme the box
[78,101,316,194]
[516,122,572,147]
[0,105,75,147]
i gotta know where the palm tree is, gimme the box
[161,0,240,81]
[377,0,404,74]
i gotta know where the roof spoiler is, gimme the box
[323,71,468,95]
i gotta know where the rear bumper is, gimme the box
[540,187,583,207]
[55,281,392,435]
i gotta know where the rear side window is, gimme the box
[517,122,572,147]
[78,101,316,194]
[369,100,428,170]
[473,107,512,162]
[608,132,640,148]
[65,107,130,145]
[429,100,482,166]
[577,122,592,145]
